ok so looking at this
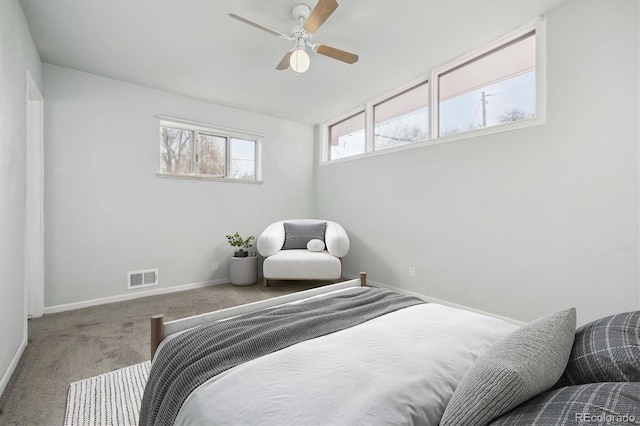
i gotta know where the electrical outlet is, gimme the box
[408,266,415,278]
[211,261,218,271]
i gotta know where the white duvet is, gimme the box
[173,302,517,425]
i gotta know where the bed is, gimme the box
[141,273,640,426]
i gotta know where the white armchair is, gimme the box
[257,219,349,287]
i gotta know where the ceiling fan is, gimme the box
[229,0,359,73]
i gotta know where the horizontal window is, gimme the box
[322,20,543,163]
[159,118,261,182]
[437,31,536,136]
[374,81,429,150]
[328,111,365,160]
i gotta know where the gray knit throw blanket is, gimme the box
[139,287,423,426]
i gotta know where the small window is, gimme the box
[437,30,536,137]
[328,111,365,160]
[159,119,260,182]
[374,81,429,150]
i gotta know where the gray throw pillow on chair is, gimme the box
[282,222,326,250]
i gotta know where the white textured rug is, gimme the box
[64,361,150,426]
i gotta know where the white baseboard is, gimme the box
[43,278,230,314]
[42,272,524,324]
[0,335,27,399]
[344,273,525,326]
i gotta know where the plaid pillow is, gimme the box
[555,311,640,387]
[490,382,640,426]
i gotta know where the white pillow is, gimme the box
[306,239,325,252]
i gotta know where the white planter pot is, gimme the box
[229,256,257,286]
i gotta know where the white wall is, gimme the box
[315,0,640,325]
[43,65,315,308]
[0,0,43,396]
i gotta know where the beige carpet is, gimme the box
[0,280,328,426]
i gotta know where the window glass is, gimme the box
[329,111,365,160]
[438,31,536,136]
[159,121,260,181]
[230,138,256,180]
[374,82,429,150]
[322,24,541,164]
[160,126,192,174]
[198,133,226,176]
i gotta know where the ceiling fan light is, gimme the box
[290,49,310,73]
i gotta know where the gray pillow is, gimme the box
[439,308,576,426]
[490,382,640,425]
[282,222,326,250]
[555,311,640,387]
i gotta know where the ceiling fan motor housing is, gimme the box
[291,4,311,20]
[290,4,312,40]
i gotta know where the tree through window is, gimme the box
[159,120,259,182]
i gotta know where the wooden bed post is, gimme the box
[360,272,367,287]
[150,314,164,360]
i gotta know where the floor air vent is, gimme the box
[127,268,158,289]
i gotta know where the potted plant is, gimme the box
[226,232,257,286]
[226,232,255,258]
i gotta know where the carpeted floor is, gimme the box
[0,280,327,426]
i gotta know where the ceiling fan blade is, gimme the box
[303,0,338,34]
[229,13,291,40]
[315,44,359,64]
[276,51,293,70]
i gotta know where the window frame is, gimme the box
[320,18,546,165]
[196,131,227,177]
[157,116,263,183]
[321,77,431,165]
[373,80,430,151]
[432,23,544,141]
[326,109,367,161]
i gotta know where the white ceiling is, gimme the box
[19,0,566,125]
